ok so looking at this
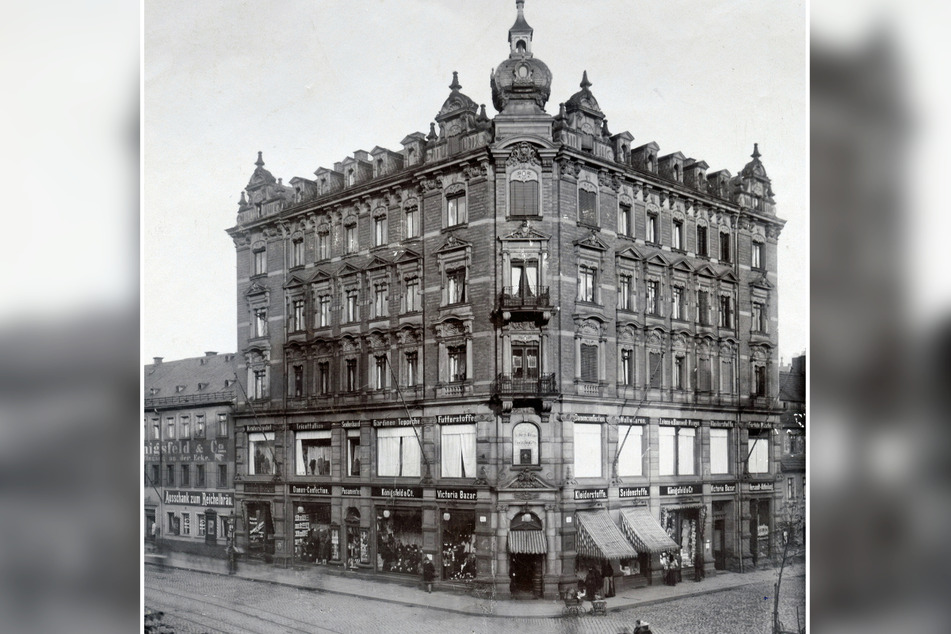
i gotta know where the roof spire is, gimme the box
[580,71,591,90]
[449,71,461,91]
[752,143,761,160]
[255,151,264,167]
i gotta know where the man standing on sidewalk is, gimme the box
[422,554,436,593]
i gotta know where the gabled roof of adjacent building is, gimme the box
[144,352,238,404]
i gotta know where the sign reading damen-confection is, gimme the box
[435,487,478,501]
[341,486,362,496]
[748,482,774,492]
[290,484,332,496]
[371,486,423,499]
[660,484,698,496]
[164,489,234,508]
[574,414,608,423]
[372,417,421,427]
[291,421,332,431]
[710,483,738,494]
[435,414,479,425]
[574,487,608,500]
[618,486,650,498]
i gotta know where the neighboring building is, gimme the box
[225,1,786,598]
[144,352,238,556]
[778,354,805,553]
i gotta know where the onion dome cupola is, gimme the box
[435,71,479,138]
[734,143,776,214]
[490,0,552,114]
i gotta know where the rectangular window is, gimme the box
[618,203,632,237]
[787,477,795,499]
[672,286,684,320]
[347,429,361,476]
[511,260,539,298]
[253,307,268,338]
[755,365,767,396]
[319,295,332,327]
[296,430,332,476]
[318,361,330,394]
[573,423,602,478]
[447,268,467,304]
[441,424,476,478]
[698,358,712,392]
[292,239,304,267]
[345,289,359,322]
[346,225,358,253]
[674,356,685,390]
[180,464,190,487]
[620,348,634,386]
[404,277,420,312]
[752,242,763,269]
[198,514,206,537]
[346,359,358,392]
[448,345,467,382]
[292,299,305,332]
[720,360,734,393]
[578,266,596,303]
[617,275,632,311]
[580,343,598,382]
[149,464,160,487]
[151,418,160,440]
[291,364,304,398]
[180,415,190,439]
[249,432,275,475]
[648,352,662,389]
[659,426,676,476]
[166,464,175,487]
[578,188,597,226]
[673,220,684,250]
[168,512,180,536]
[218,464,228,488]
[718,296,733,328]
[748,431,769,473]
[317,232,330,260]
[710,428,730,474]
[646,280,659,315]
[752,302,765,333]
[678,428,696,475]
[659,425,696,475]
[447,192,467,226]
[374,283,388,318]
[195,415,205,438]
[720,231,731,262]
[374,216,387,246]
[697,290,710,326]
[377,427,421,477]
[166,417,176,440]
[217,413,228,437]
[405,351,419,386]
[647,213,658,244]
[252,368,267,399]
[196,464,206,487]
[181,512,190,536]
[697,225,709,257]
[510,179,539,216]
[253,248,266,276]
[405,206,419,238]
[617,424,643,477]
[374,355,387,390]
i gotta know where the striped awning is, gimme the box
[619,507,679,554]
[575,510,638,560]
[508,529,548,554]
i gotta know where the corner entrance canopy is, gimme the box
[508,529,547,554]
[575,509,638,560]
[619,507,679,553]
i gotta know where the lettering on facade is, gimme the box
[435,488,477,501]
[660,484,697,496]
[341,486,362,496]
[749,482,774,492]
[618,486,650,498]
[144,439,230,463]
[340,420,362,428]
[573,488,608,500]
[291,421,332,431]
[245,424,275,432]
[747,421,773,430]
[710,483,738,494]
[435,414,478,424]
[710,420,735,428]
[659,419,700,427]
[163,489,234,508]
[290,484,332,496]
[574,414,608,423]
[244,483,275,494]
[371,486,422,499]
[617,416,648,425]
[372,418,421,428]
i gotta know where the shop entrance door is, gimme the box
[509,553,542,597]
[713,519,726,570]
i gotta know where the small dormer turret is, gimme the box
[734,143,776,214]
[684,158,709,191]
[631,142,660,173]
[611,131,634,165]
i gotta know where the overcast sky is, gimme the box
[144,0,807,363]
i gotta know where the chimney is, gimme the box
[153,357,163,365]
[205,351,218,357]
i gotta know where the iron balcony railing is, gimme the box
[495,373,558,397]
[499,286,550,311]
[145,390,235,410]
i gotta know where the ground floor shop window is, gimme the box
[294,502,334,563]
[345,508,369,568]
[660,506,705,580]
[247,502,274,556]
[377,508,423,574]
[440,511,476,580]
[751,499,771,565]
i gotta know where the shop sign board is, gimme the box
[710,483,738,494]
[660,484,698,496]
[748,482,774,492]
[435,487,477,501]
[710,420,735,428]
[372,417,421,427]
[340,420,362,428]
[747,421,773,430]
[435,414,479,424]
[341,486,362,496]
[659,418,701,427]
[574,414,608,423]
[292,421,333,431]
[617,416,648,425]
[290,484,332,496]
[618,486,650,498]
[163,489,234,508]
[144,438,231,463]
[244,483,275,494]
[245,424,275,433]
[574,487,608,500]
[371,486,422,499]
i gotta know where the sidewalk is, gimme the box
[146,550,804,618]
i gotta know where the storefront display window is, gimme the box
[751,499,771,565]
[660,505,706,580]
[296,430,332,476]
[294,503,332,563]
[246,502,274,556]
[249,432,275,475]
[377,508,423,574]
[440,511,476,580]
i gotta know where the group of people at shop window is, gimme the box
[570,559,617,604]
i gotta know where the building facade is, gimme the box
[778,354,805,554]
[226,1,785,598]
[144,352,238,556]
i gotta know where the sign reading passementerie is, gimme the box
[574,488,608,500]
[341,486,362,496]
[290,484,332,496]
[618,486,650,498]
[710,483,738,494]
[164,489,234,508]
[371,486,422,499]
[660,484,698,496]
[435,487,477,501]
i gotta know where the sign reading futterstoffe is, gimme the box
[574,488,608,500]
[435,414,479,425]
[660,484,699,496]
[372,418,421,427]
[164,489,234,508]
[748,482,774,492]
[371,486,422,499]
[290,484,332,496]
[618,486,650,498]
[435,487,478,501]
[710,483,738,494]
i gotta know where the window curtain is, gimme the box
[678,427,696,475]
[748,436,769,473]
[573,423,602,478]
[377,428,402,477]
[249,432,275,475]
[710,429,730,474]
[659,426,675,476]
[441,425,476,478]
[400,431,422,477]
[617,425,643,476]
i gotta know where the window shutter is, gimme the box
[580,344,598,381]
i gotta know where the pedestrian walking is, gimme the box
[584,566,601,605]
[601,559,615,598]
[422,554,436,593]
[226,540,237,575]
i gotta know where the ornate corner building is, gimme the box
[225,1,786,598]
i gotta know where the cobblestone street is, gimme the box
[145,565,804,633]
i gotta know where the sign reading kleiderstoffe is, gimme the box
[289,484,332,496]
[574,488,608,501]
[659,484,699,496]
[163,489,234,508]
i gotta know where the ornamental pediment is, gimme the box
[500,221,549,242]
[646,253,671,267]
[283,274,308,289]
[718,270,739,283]
[616,246,644,262]
[696,263,718,278]
[573,231,609,252]
[245,282,268,297]
[336,261,363,276]
[366,255,391,271]
[435,233,471,254]
[750,272,774,290]
[393,248,422,263]
[501,470,556,490]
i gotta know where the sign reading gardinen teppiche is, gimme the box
[163,489,234,507]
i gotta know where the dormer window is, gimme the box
[176,385,185,393]
[149,388,159,396]
[347,168,355,187]
[197,382,207,391]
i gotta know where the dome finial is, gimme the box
[516,0,525,15]
[450,71,461,91]
[580,71,591,89]
[255,151,264,167]
[752,143,761,159]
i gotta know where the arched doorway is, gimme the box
[507,511,546,599]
